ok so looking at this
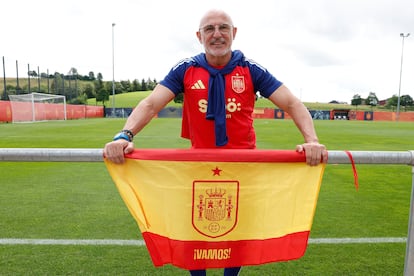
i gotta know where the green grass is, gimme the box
[0,119,413,275]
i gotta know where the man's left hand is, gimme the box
[296,142,328,166]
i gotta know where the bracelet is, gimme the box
[113,132,131,142]
[121,129,134,141]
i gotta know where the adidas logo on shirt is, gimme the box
[191,80,206,89]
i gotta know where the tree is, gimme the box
[386,95,398,109]
[120,80,132,92]
[400,94,414,111]
[51,73,64,95]
[95,88,109,105]
[88,71,95,81]
[94,73,108,105]
[83,83,95,99]
[67,68,79,100]
[351,94,362,110]
[68,67,78,77]
[132,79,141,91]
[141,78,147,91]
[147,78,157,90]
[366,92,378,110]
[95,73,103,89]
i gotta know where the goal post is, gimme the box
[8,92,66,122]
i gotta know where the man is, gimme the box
[104,9,327,276]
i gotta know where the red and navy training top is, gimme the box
[160,51,283,149]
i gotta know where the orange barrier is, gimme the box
[252,108,274,119]
[1,101,413,122]
[66,104,104,120]
[0,100,103,122]
[0,101,12,122]
[350,110,414,121]
[373,111,414,121]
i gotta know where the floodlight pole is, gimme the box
[16,60,20,95]
[37,66,40,93]
[397,33,410,121]
[111,23,116,117]
[27,63,31,93]
[2,56,6,100]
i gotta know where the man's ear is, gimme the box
[196,31,202,43]
[232,27,238,40]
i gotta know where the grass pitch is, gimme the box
[0,118,413,275]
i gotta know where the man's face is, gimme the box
[197,12,237,58]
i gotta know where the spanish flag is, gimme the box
[105,149,325,270]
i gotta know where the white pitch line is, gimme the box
[0,237,406,246]
[308,237,406,244]
[0,239,146,246]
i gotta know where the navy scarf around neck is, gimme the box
[193,50,244,146]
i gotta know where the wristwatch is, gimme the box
[113,130,134,142]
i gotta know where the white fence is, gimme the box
[0,148,413,275]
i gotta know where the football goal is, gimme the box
[8,93,67,123]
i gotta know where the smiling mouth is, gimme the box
[210,38,225,46]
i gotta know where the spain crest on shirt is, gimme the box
[231,75,245,93]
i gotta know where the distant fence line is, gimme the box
[106,107,414,121]
[0,148,413,275]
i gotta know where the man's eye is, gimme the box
[219,25,230,32]
[204,26,215,32]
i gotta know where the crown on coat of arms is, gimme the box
[206,187,226,197]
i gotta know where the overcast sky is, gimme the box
[1,0,413,103]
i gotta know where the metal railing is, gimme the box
[0,148,413,275]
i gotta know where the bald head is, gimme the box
[199,9,234,29]
[196,9,237,65]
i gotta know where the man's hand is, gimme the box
[103,139,134,164]
[296,142,328,166]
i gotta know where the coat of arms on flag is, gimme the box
[192,180,239,238]
[105,149,325,270]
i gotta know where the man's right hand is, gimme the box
[103,139,134,164]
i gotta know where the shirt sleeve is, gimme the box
[247,59,283,98]
[159,58,193,95]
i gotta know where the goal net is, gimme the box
[8,93,67,123]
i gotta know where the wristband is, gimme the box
[113,132,131,142]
